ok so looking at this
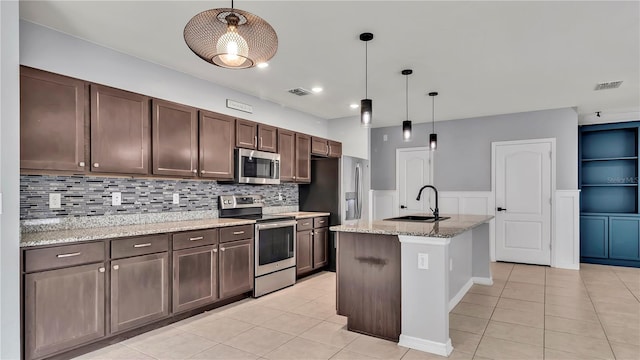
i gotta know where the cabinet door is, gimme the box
[311,137,328,156]
[20,67,87,172]
[313,227,329,268]
[91,85,150,174]
[296,230,313,275]
[609,217,640,260]
[110,253,169,333]
[328,141,342,158]
[295,133,311,183]
[258,125,278,153]
[25,263,105,360]
[173,245,219,313]
[278,129,296,182]
[236,119,257,149]
[580,216,608,259]
[152,99,198,177]
[200,110,235,179]
[219,239,253,298]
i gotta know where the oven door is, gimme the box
[255,221,296,276]
[237,148,281,185]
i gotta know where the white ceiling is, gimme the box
[19,1,640,127]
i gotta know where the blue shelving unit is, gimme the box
[579,122,640,268]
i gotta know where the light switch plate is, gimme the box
[418,253,429,270]
[49,193,61,209]
[172,193,179,205]
[112,192,122,206]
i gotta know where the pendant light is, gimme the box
[429,92,439,150]
[360,33,374,127]
[401,69,413,141]
[184,0,278,69]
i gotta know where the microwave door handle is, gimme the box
[274,160,280,179]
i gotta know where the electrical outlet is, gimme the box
[278,192,283,201]
[49,193,61,209]
[173,193,179,205]
[112,192,122,206]
[418,253,429,270]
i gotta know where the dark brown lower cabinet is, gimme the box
[110,253,169,333]
[296,230,313,275]
[24,263,106,360]
[219,239,253,298]
[313,227,329,268]
[172,245,219,313]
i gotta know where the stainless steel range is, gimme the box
[218,195,296,297]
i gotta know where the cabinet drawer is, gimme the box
[24,242,105,273]
[173,229,218,250]
[111,234,169,259]
[314,217,329,228]
[297,219,313,231]
[220,225,254,243]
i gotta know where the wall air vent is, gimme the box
[594,81,623,90]
[288,87,313,96]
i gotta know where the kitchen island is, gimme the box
[330,214,493,357]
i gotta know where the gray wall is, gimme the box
[0,1,21,358]
[371,108,578,191]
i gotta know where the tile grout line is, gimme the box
[611,268,640,303]
[580,267,618,359]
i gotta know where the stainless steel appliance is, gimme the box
[218,195,296,297]
[234,148,280,184]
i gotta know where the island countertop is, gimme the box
[329,214,493,238]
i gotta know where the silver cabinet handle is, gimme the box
[93,163,100,168]
[133,243,152,248]
[220,247,226,252]
[189,236,204,241]
[233,231,245,235]
[57,252,81,258]
[213,248,218,253]
[79,161,85,167]
[319,220,326,223]
[99,267,105,273]
[302,222,310,226]
[201,170,206,174]
[113,265,119,270]
[327,144,331,155]
[254,136,257,147]
[260,137,263,148]
[192,169,197,174]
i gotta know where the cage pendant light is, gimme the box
[429,92,439,150]
[184,0,278,69]
[360,33,374,127]
[401,69,413,141]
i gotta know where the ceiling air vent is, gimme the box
[288,87,313,96]
[594,81,623,90]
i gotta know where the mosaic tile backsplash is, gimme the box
[20,175,298,220]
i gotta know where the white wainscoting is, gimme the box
[370,190,399,221]
[553,190,580,270]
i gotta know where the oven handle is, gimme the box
[255,220,297,230]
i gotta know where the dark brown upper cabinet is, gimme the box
[278,129,295,182]
[328,140,342,158]
[20,67,87,172]
[235,118,257,149]
[91,85,150,174]
[311,137,329,157]
[295,133,312,183]
[152,99,198,177]
[199,110,235,179]
[258,124,278,152]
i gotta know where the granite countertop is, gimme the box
[21,218,256,248]
[279,211,331,219]
[330,214,494,238]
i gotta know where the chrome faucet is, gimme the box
[416,185,439,220]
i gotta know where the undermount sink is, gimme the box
[384,215,450,222]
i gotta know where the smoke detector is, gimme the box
[594,81,623,90]
[287,87,313,96]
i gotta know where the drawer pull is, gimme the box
[79,161,85,167]
[57,252,81,258]
[319,220,326,223]
[189,236,204,241]
[232,231,245,235]
[133,243,152,248]
[302,222,310,226]
[213,249,218,253]
[113,265,119,270]
[220,247,226,252]
[99,267,105,273]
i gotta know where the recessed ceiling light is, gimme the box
[350,103,359,109]
[257,62,269,68]
[312,87,323,93]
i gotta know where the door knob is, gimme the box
[497,207,507,212]
[400,205,407,209]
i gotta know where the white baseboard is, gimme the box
[472,277,494,286]
[448,279,473,311]
[398,335,453,357]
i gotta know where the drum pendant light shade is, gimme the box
[184,3,278,69]
[430,133,438,150]
[429,92,439,150]
[401,69,413,142]
[403,120,412,141]
[361,99,372,127]
[360,32,374,127]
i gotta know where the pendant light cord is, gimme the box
[365,41,368,98]
[405,75,409,120]
[432,96,435,133]
[231,0,234,9]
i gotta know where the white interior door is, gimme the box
[494,140,552,265]
[397,148,432,216]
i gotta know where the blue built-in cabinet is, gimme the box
[579,121,640,268]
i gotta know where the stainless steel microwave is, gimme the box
[235,148,280,185]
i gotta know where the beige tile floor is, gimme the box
[75,263,640,360]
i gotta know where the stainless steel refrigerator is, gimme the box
[299,155,369,271]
